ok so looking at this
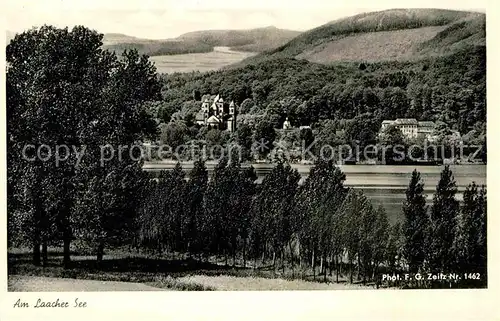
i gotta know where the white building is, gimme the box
[381,118,437,140]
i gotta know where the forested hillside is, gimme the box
[239,9,485,65]
[157,44,485,136]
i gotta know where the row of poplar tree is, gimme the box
[137,159,487,287]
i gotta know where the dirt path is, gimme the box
[8,275,165,292]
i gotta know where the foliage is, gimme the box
[427,166,459,272]
[7,25,160,265]
[402,170,429,272]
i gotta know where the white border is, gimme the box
[1,1,498,320]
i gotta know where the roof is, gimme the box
[394,118,418,125]
[418,121,436,128]
[206,115,220,123]
[382,120,395,124]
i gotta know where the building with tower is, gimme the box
[195,94,237,132]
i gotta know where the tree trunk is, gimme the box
[42,239,48,266]
[349,258,353,284]
[336,255,339,283]
[357,256,361,282]
[320,255,323,277]
[96,240,104,266]
[63,231,71,268]
[298,241,303,279]
[323,254,327,282]
[243,239,247,269]
[281,250,285,274]
[272,251,276,273]
[312,248,316,281]
[329,253,333,276]
[372,263,377,282]
[289,242,294,277]
[33,241,41,266]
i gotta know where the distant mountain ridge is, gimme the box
[176,26,301,52]
[6,26,301,56]
[238,9,485,66]
[102,26,302,56]
[6,9,485,64]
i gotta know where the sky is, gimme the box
[4,0,487,39]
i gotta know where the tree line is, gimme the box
[136,160,486,287]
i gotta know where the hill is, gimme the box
[102,33,145,45]
[238,9,485,65]
[156,43,485,135]
[177,26,301,52]
[103,26,301,56]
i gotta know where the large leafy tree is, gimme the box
[185,160,208,256]
[71,44,160,264]
[7,26,116,265]
[202,158,232,261]
[427,165,459,272]
[7,25,160,265]
[338,189,368,283]
[378,125,406,164]
[402,170,429,272]
[297,160,347,279]
[455,183,487,278]
[236,123,254,162]
[254,159,300,271]
[253,120,277,160]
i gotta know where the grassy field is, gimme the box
[149,46,256,74]
[8,275,167,291]
[8,248,375,291]
[177,275,370,291]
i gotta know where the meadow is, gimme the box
[8,248,373,291]
[149,46,256,74]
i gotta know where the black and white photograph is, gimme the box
[2,0,495,315]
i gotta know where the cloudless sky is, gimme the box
[5,0,486,39]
